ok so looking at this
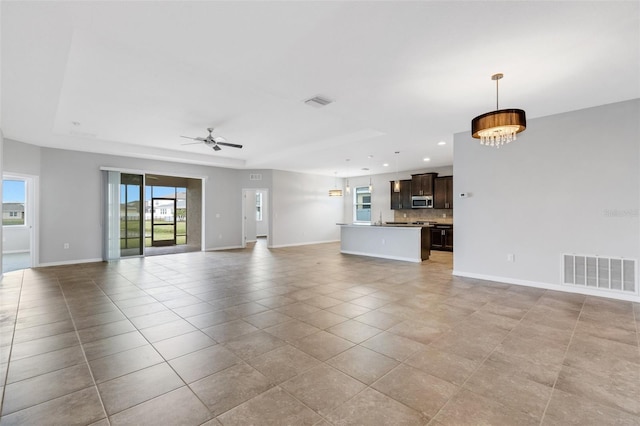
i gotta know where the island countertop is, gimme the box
[338,223,430,262]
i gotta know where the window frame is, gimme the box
[353,186,372,223]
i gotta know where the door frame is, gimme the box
[151,197,177,247]
[2,172,39,269]
[241,188,269,248]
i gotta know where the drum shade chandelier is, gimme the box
[471,73,526,148]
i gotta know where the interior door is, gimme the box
[151,197,176,246]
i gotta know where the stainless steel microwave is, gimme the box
[411,195,433,208]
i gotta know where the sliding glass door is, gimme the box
[104,171,144,260]
[120,174,144,256]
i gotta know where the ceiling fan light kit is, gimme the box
[471,73,526,148]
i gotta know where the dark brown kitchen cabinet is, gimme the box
[411,173,437,196]
[430,224,453,251]
[390,179,412,210]
[434,176,453,209]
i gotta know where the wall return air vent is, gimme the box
[563,254,637,295]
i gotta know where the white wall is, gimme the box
[2,227,29,252]
[4,139,41,175]
[453,99,640,300]
[5,140,247,264]
[3,140,348,264]
[271,170,342,248]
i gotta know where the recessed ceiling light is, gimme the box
[423,157,431,162]
[438,141,446,146]
[383,163,389,167]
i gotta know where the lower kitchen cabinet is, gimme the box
[430,225,453,251]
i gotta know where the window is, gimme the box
[353,186,371,222]
[256,192,263,221]
[3,179,26,226]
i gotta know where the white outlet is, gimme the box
[381,238,385,245]
[507,253,515,262]
[63,243,70,249]
[442,213,446,218]
[218,234,222,239]
[403,213,407,218]
[215,213,220,218]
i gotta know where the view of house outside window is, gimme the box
[144,185,187,246]
[2,179,26,226]
[354,186,371,222]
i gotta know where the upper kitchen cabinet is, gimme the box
[434,176,453,209]
[390,179,412,210]
[411,173,437,196]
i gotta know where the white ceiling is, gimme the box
[2,1,638,177]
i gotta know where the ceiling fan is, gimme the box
[180,128,243,151]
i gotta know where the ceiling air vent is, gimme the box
[304,95,333,108]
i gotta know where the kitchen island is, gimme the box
[338,224,431,263]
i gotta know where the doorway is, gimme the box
[2,174,38,273]
[144,174,201,256]
[104,171,203,260]
[242,188,269,248]
[151,197,177,246]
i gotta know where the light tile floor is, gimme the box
[0,241,638,425]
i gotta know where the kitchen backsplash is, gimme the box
[394,209,453,224]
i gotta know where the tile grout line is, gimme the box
[57,274,113,426]
[537,295,586,425]
[0,270,25,420]
[226,279,465,423]
[90,263,280,423]
[90,270,220,423]
[425,288,550,425]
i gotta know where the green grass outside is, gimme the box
[120,219,187,248]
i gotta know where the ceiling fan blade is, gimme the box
[212,144,222,151]
[181,141,204,146]
[180,135,206,141]
[216,142,243,149]
[212,136,227,143]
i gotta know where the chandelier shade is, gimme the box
[471,73,526,148]
[471,108,526,146]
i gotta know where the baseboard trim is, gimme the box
[269,239,340,249]
[452,270,640,303]
[206,245,243,251]
[38,258,103,268]
[341,250,422,263]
